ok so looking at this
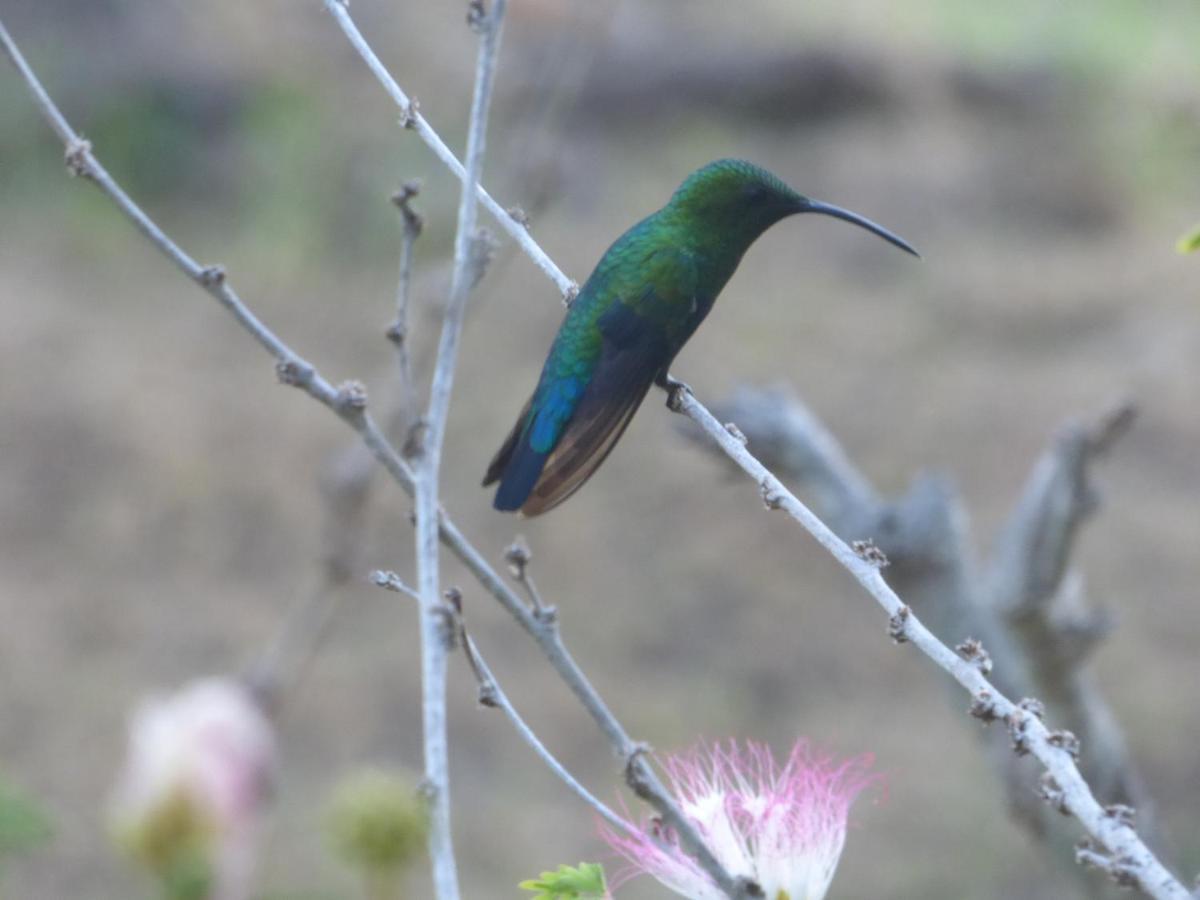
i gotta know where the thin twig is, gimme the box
[323,0,578,303]
[244,579,346,716]
[376,572,636,845]
[387,180,423,423]
[504,538,549,616]
[436,588,632,835]
[373,569,422,602]
[464,636,632,834]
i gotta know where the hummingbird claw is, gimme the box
[657,373,693,412]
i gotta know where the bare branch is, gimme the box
[322,0,578,302]
[989,399,1136,618]
[671,388,1187,899]
[680,383,881,526]
[408,1,511,894]
[692,383,1164,888]
[988,399,1156,838]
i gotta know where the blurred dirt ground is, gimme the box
[1,2,1198,898]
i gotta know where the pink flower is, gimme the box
[109,678,276,900]
[601,740,876,900]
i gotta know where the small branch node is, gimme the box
[503,536,551,615]
[1037,773,1071,816]
[1075,840,1141,888]
[385,321,407,346]
[1006,710,1033,757]
[64,137,94,178]
[399,97,420,129]
[1046,729,1082,762]
[662,377,693,413]
[432,600,458,652]
[1104,803,1137,830]
[1017,696,1046,720]
[503,538,532,579]
[417,776,438,805]
[476,681,500,708]
[955,637,993,675]
[852,538,890,569]
[443,586,464,615]
[887,605,911,644]
[448,589,499,707]
[466,0,488,32]
[334,379,369,412]
[968,689,999,724]
[388,180,427,234]
[198,264,227,287]
[724,422,748,445]
[274,358,314,388]
[372,569,420,600]
[623,743,655,799]
[760,478,785,510]
[402,418,429,460]
[506,205,530,229]
[467,226,498,288]
[1007,702,1045,759]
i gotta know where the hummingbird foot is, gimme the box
[656,372,693,412]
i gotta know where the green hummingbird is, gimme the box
[484,158,917,515]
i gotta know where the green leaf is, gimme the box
[1177,222,1200,254]
[518,861,608,899]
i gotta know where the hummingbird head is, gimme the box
[666,159,919,258]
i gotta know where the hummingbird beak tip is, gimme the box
[802,198,920,260]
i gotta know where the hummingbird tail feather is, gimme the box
[484,397,547,512]
[493,443,551,512]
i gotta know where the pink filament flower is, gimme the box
[110,678,276,900]
[601,740,875,900]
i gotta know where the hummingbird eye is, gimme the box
[741,182,769,203]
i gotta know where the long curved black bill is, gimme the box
[803,198,920,258]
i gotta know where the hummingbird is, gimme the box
[484,158,917,516]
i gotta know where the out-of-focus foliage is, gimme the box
[325,769,427,883]
[519,861,608,899]
[0,776,52,867]
[1176,223,1200,254]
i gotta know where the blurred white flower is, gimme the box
[601,740,875,900]
[109,677,276,900]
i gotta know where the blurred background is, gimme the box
[1,0,1198,897]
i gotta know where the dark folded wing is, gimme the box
[518,337,662,516]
